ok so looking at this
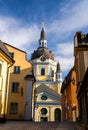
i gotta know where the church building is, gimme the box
[31,25,62,122]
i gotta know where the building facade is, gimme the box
[0,40,14,122]
[61,68,78,121]
[31,26,62,122]
[5,43,35,121]
[74,32,88,125]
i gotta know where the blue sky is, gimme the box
[0,0,88,79]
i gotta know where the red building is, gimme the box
[61,68,78,121]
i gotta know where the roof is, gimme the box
[0,40,11,57]
[24,74,36,82]
[4,43,26,53]
[40,28,46,40]
[36,84,61,99]
[31,47,54,60]
[0,40,14,63]
[61,67,74,93]
[31,26,54,60]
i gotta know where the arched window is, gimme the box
[41,68,45,75]
[41,108,47,115]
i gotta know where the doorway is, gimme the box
[41,117,48,122]
[54,108,61,121]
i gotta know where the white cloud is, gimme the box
[55,43,73,57]
[0,16,39,50]
[48,0,88,38]
[54,43,74,73]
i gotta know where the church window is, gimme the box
[42,42,44,47]
[41,95,48,100]
[41,108,47,115]
[51,70,54,77]
[41,68,45,75]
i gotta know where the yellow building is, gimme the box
[5,43,35,121]
[0,40,14,122]
[31,26,62,122]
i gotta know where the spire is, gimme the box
[57,62,61,72]
[56,62,62,82]
[39,22,47,48]
[40,22,46,40]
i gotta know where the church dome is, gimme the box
[31,47,54,60]
[31,25,54,60]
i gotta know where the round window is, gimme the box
[41,95,48,100]
[41,108,47,115]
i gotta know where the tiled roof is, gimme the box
[0,40,11,58]
[0,40,14,63]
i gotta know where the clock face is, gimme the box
[40,56,46,61]
[41,95,48,100]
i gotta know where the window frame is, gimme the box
[10,103,18,114]
[9,52,14,58]
[14,66,20,74]
[12,82,19,93]
[41,68,45,75]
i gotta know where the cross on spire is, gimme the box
[41,21,44,29]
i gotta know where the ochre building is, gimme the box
[5,43,35,121]
[31,26,62,122]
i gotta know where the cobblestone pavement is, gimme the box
[0,121,82,130]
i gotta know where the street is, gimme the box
[0,121,82,130]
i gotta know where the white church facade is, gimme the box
[31,25,62,122]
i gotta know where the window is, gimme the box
[51,70,54,77]
[10,103,18,114]
[42,42,44,47]
[14,66,20,74]
[41,95,48,100]
[41,68,45,75]
[12,82,19,92]
[41,108,47,115]
[9,52,14,58]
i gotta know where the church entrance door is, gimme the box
[54,108,61,121]
[41,117,48,122]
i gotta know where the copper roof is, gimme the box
[40,28,46,40]
[31,47,54,60]
[57,62,61,72]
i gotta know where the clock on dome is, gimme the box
[40,56,46,61]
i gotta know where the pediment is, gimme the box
[36,84,61,103]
